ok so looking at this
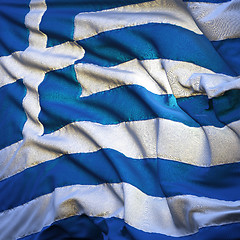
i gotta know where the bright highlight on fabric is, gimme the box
[0,0,239,239]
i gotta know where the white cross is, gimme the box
[0,0,85,138]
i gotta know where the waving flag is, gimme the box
[0,0,240,239]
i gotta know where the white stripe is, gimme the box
[77,58,238,99]
[160,59,240,98]
[25,0,48,49]
[0,141,24,180]
[73,0,202,41]
[185,72,240,98]
[76,59,173,97]
[185,0,240,41]
[0,42,85,89]
[0,118,239,181]
[1,182,240,239]
[0,54,25,88]
[2,54,237,100]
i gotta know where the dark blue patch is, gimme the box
[38,64,240,134]
[77,23,235,76]
[1,148,240,212]
[177,90,240,127]
[0,0,30,56]
[21,215,240,240]
[212,38,240,76]
[40,0,153,47]
[0,80,27,149]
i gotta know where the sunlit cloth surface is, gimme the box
[0,0,240,239]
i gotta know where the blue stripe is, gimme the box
[212,38,240,76]
[76,23,235,76]
[0,80,27,150]
[0,0,30,56]
[1,148,240,212]
[40,0,153,47]
[21,215,240,240]
[38,65,240,134]
[177,89,240,126]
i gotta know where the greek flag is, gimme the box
[0,0,240,239]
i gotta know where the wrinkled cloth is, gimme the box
[0,0,240,239]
